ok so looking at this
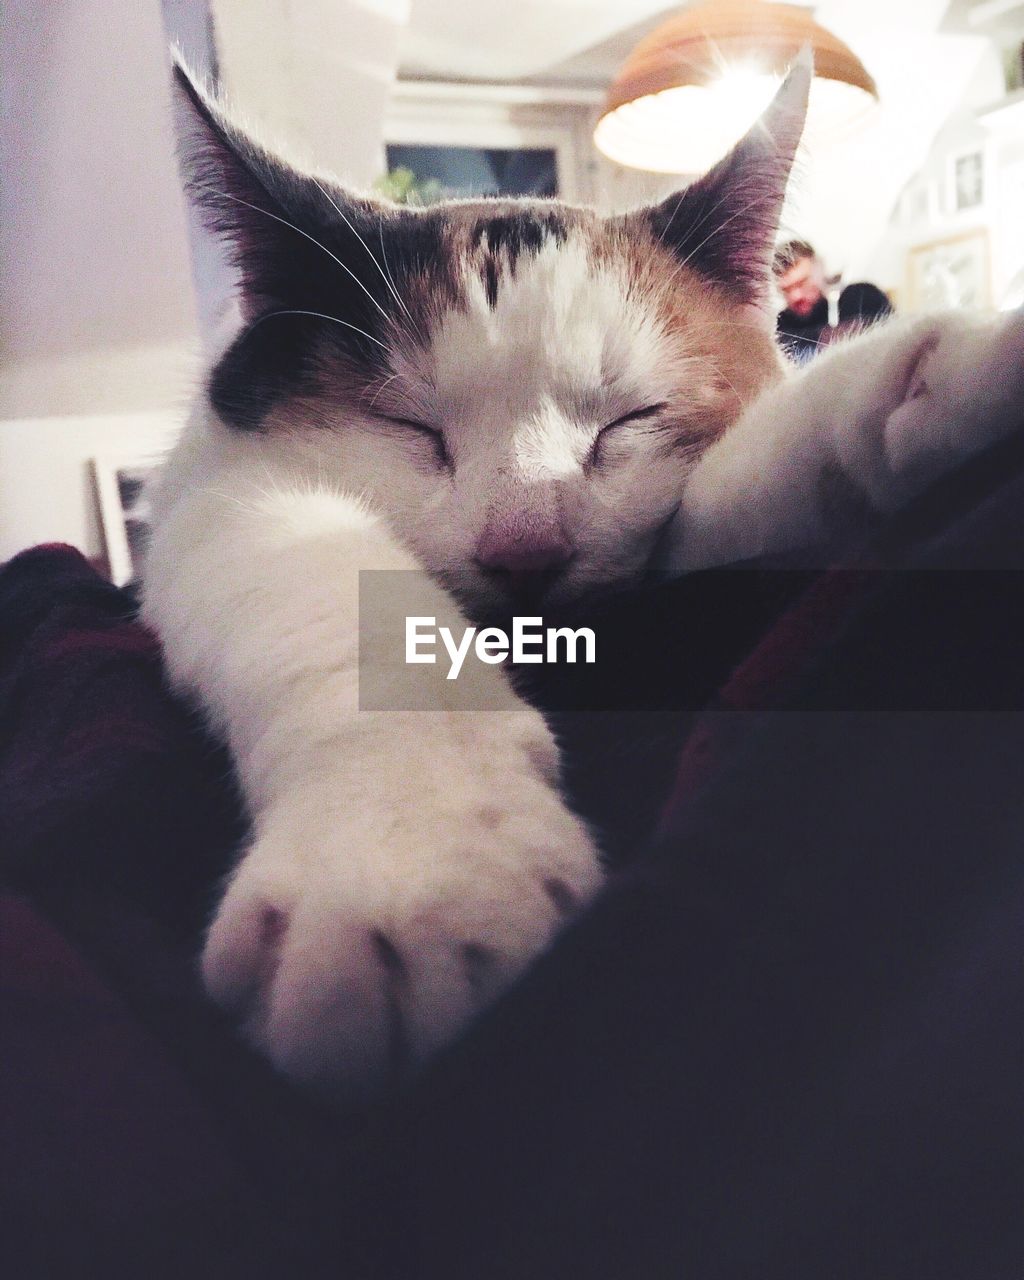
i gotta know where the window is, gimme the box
[383,82,599,205]
[385,143,557,200]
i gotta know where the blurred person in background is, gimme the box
[774,238,893,362]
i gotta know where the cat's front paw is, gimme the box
[200,712,602,1096]
[884,308,1024,487]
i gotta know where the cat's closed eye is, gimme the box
[378,415,451,471]
[587,402,667,470]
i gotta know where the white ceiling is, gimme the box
[397,0,1021,83]
[397,0,1022,278]
[397,0,673,82]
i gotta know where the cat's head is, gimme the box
[172,55,809,614]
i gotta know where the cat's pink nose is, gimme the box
[474,529,574,579]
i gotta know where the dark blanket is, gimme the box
[3,432,1024,1279]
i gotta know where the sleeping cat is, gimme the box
[143,51,1024,1096]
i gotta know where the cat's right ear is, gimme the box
[641,51,811,310]
[169,55,329,320]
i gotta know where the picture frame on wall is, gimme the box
[91,455,163,585]
[906,228,991,313]
[947,147,986,215]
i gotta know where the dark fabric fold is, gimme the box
[2,426,1023,1278]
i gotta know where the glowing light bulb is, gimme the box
[595,65,877,175]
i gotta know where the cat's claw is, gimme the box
[200,711,602,1097]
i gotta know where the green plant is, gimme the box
[374,167,445,206]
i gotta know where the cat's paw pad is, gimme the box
[201,743,601,1097]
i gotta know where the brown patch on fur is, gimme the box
[399,249,464,344]
[257,196,782,455]
[447,200,593,312]
[273,349,393,436]
[591,214,785,463]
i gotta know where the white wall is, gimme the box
[796,0,989,280]
[1,0,408,565]
[0,0,199,562]
[0,413,181,564]
[0,0,198,418]
[212,0,410,187]
[866,54,1024,309]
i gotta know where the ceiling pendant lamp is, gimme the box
[594,0,878,174]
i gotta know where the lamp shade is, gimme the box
[594,0,878,174]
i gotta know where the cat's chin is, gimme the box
[433,513,681,626]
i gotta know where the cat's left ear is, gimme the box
[168,53,389,331]
[643,50,811,308]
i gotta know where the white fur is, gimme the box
[382,237,712,603]
[143,398,600,1094]
[143,237,1024,1095]
[142,242,712,1094]
[672,308,1024,570]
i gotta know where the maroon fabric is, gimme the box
[0,893,281,1277]
[2,407,1023,1280]
[0,544,232,933]
[385,427,1024,1279]
[0,546,384,1279]
[659,566,873,828]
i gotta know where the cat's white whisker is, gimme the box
[204,487,260,515]
[247,308,391,354]
[657,184,734,255]
[663,195,775,298]
[701,357,744,407]
[310,178,424,342]
[364,372,405,412]
[217,191,397,331]
[376,215,420,343]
